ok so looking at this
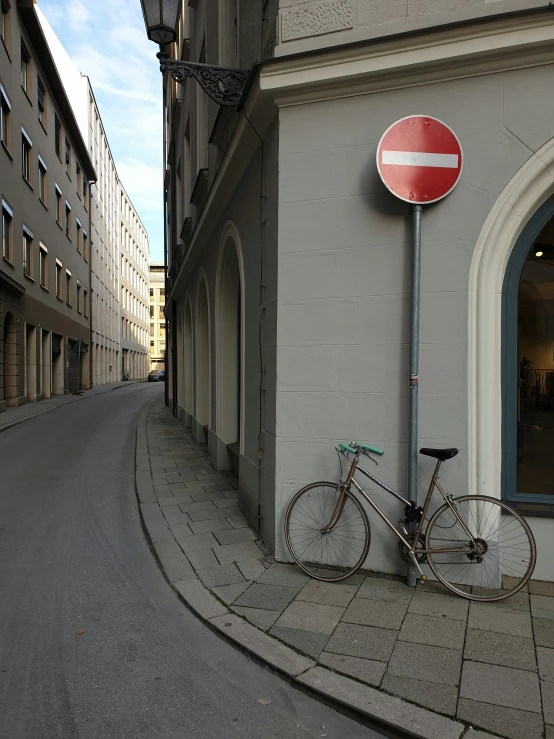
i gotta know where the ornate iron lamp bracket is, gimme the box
[157,52,248,107]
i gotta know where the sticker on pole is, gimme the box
[376,115,463,204]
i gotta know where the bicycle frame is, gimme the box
[325,449,476,558]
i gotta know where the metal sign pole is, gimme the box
[407,204,423,588]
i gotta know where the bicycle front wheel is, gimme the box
[425,495,536,601]
[284,482,370,582]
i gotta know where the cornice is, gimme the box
[260,9,554,106]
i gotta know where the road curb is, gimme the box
[133,402,469,739]
[0,380,145,435]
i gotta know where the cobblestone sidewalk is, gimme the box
[137,398,554,739]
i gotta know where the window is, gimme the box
[55,184,62,224]
[77,281,82,313]
[39,243,47,288]
[150,322,154,334]
[37,76,46,127]
[2,199,13,263]
[65,137,71,177]
[56,260,62,298]
[83,230,88,261]
[23,226,33,278]
[150,340,154,347]
[159,306,164,319]
[82,178,87,204]
[1,0,10,51]
[0,83,10,151]
[66,269,71,305]
[150,288,153,298]
[54,115,61,159]
[38,156,47,204]
[159,324,166,337]
[84,288,88,317]
[21,128,32,184]
[65,200,71,238]
[76,162,81,197]
[21,41,30,96]
[76,219,81,253]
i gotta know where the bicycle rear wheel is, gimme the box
[425,495,536,601]
[284,482,370,582]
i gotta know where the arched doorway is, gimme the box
[3,313,17,405]
[176,304,185,416]
[195,274,210,442]
[216,226,243,463]
[184,294,194,426]
[503,194,554,503]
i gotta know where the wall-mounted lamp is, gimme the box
[535,251,544,257]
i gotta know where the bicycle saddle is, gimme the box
[419,447,458,461]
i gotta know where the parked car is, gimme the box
[148,370,165,382]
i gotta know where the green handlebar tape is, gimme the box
[339,442,384,456]
[339,443,357,454]
[358,442,384,456]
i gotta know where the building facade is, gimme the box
[156,0,554,584]
[0,0,96,411]
[149,263,165,371]
[37,8,150,386]
[120,185,149,380]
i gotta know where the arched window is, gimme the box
[503,194,554,504]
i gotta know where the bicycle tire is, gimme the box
[425,495,536,601]
[284,481,371,582]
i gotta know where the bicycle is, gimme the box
[284,442,536,601]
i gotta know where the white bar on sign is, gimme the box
[382,151,459,168]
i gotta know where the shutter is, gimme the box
[67,339,82,393]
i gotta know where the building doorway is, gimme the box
[3,312,17,405]
[217,234,242,468]
[196,276,210,440]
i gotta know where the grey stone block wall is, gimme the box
[273,64,554,570]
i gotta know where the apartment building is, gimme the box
[120,185,149,380]
[149,263,165,371]
[37,8,150,386]
[0,0,96,411]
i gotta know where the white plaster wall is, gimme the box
[275,64,554,576]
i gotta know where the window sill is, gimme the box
[22,87,32,106]
[1,142,12,160]
[56,295,63,301]
[40,284,48,292]
[23,177,33,191]
[66,172,72,181]
[56,221,63,230]
[39,119,47,135]
[66,236,72,242]
[66,302,72,308]
[509,501,554,519]
[39,199,48,210]
[24,273,34,282]
[3,256,14,267]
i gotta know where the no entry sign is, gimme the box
[376,116,463,204]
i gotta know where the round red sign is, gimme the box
[376,115,463,204]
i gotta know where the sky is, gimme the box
[38,0,164,262]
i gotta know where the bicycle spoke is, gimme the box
[426,496,535,600]
[285,483,369,581]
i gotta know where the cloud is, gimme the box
[37,0,164,260]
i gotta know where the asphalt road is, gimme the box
[0,383,385,739]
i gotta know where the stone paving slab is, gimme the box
[381,673,459,715]
[138,398,553,739]
[319,652,386,687]
[457,698,544,739]
[298,667,465,739]
[387,641,462,687]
